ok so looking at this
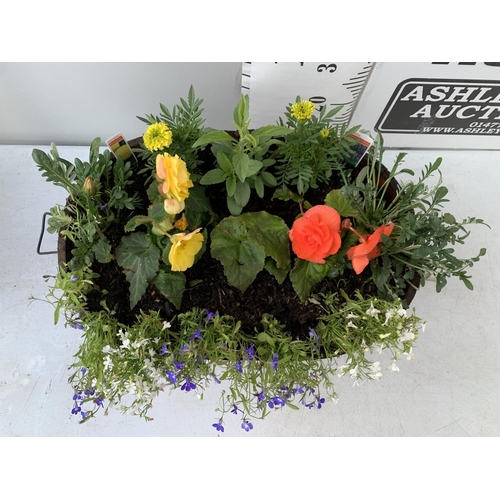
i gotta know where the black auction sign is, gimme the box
[376,79,500,136]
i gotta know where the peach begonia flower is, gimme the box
[168,228,204,272]
[346,224,395,274]
[289,205,342,264]
[156,153,193,204]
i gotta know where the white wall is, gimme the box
[0,62,243,146]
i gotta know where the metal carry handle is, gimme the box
[37,212,58,255]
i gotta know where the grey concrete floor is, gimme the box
[1,144,499,437]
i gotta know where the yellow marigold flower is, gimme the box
[290,100,316,121]
[169,228,204,272]
[156,153,193,203]
[320,128,330,139]
[143,122,173,152]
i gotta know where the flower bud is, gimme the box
[164,198,185,215]
[152,217,174,236]
[83,176,96,195]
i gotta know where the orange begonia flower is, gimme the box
[289,205,342,264]
[346,224,395,274]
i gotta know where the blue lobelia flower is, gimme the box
[166,370,177,384]
[173,361,185,370]
[241,420,253,432]
[94,396,104,407]
[190,328,202,340]
[256,390,266,402]
[212,421,224,432]
[181,376,196,392]
[205,309,216,323]
[160,343,169,355]
[245,345,255,362]
[271,353,279,371]
[234,360,243,373]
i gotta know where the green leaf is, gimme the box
[256,331,275,346]
[325,189,358,217]
[233,94,249,128]
[247,160,263,177]
[227,196,243,216]
[233,180,251,209]
[251,125,292,141]
[192,130,234,148]
[260,171,277,187]
[32,148,76,194]
[152,269,186,309]
[226,176,236,197]
[89,137,101,164]
[125,215,153,232]
[434,186,449,204]
[184,185,213,228]
[254,176,264,198]
[459,276,474,291]
[200,168,227,185]
[210,218,267,292]
[147,180,161,203]
[233,153,250,182]
[289,259,330,302]
[116,233,160,309]
[215,150,234,175]
[148,202,168,222]
[238,212,291,269]
[92,236,112,263]
[264,257,290,284]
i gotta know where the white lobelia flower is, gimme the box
[346,313,359,319]
[396,306,407,318]
[103,355,113,370]
[346,321,358,329]
[399,328,415,342]
[366,302,381,318]
[162,321,171,330]
[388,360,400,372]
[405,348,415,361]
[349,365,360,379]
[369,361,383,380]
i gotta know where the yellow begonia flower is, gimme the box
[143,122,173,152]
[156,153,193,203]
[290,100,316,121]
[320,128,330,139]
[169,228,204,272]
